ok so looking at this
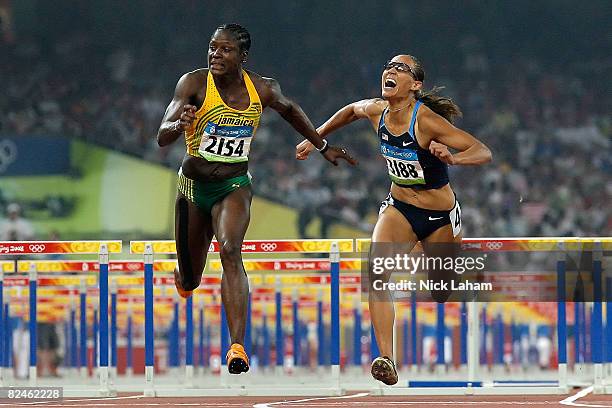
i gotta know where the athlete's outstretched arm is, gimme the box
[418,110,492,166]
[262,78,357,166]
[296,98,385,160]
[157,73,200,147]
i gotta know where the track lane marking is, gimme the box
[253,392,369,408]
[560,386,612,408]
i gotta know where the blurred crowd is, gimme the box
[0,2,610,238]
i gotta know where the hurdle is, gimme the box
[354,237,611,396]
[0,260,12,386]
[0,240,122,396]
[130,239,353,397]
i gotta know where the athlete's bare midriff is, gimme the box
[390,182,455,210]
[181,154,248,181]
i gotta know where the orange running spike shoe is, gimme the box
[226,343,250,374]
[173,267,193,299]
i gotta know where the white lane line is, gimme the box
[253,392,369,408]
[560,386,612,408]
[0,404,248,407]
[259,404,558,407]
[1,395,144,405]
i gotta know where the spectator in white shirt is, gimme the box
[0,203,35,241]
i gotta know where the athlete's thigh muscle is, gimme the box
[211,186,253,250]
[175,192,214,284]
[373,205,419,243]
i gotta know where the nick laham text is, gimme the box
[372,279,493,292]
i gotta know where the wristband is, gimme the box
[317,139,329,154]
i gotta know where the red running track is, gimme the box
[1,390,612,408]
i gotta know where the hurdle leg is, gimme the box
[275,276,284,376]
[28,263,38,386]
[4,302,11,382]
[110,279,118,382]
[70,299,78,376]
[436,302,446,375]
[262,314,270,371]
[126,303,133,377]
[460,301,468,370]
[330,241,341,393]
[353,298,362,368]
[143,243,156,396]
[185,295,194,387]
[198,300,205,377]
[592,241,603,394]
[466,299,479,394]
[98,243,114,396]
[557,242,568,393]
[79,278,88,378]
[292,288,299,370]
[0,290,12,384]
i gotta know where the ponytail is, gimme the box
[415,86,463,123]
[407,55,463,123]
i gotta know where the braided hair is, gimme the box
[216,23,251,53]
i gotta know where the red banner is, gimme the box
[0,241,121,255]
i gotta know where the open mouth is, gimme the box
[384,78,397,88]
[210,62,224,69]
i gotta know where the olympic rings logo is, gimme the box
[260,243,278,252]
[28,244,46,253]
[0,139,17,174]
[486,241,503,250]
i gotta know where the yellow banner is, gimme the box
[131,239,354,254]
[356,237,612,252]
[1,261,14,273]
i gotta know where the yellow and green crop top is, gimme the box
[184,70,263,163]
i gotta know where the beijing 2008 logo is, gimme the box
[486,241,503,250]
[29,244,46,253]
[261,243,278,252]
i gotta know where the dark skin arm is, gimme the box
[157,72,201,146]
[255,76,357,166]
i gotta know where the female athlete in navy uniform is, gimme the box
[296,55,491,385]
[157,24,355,375]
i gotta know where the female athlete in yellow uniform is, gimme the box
[157,24,355,374]
[296,54,491,385]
